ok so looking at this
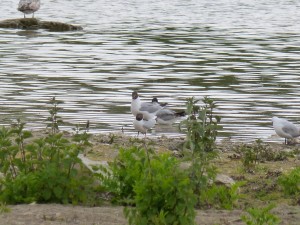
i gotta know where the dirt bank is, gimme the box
[0,133,299,225]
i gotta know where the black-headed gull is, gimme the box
[151,97,185,125]
[131,91,165,120]
[272,116,300,144]
[151,97,168,107]
[156,108,186,125]
[18,0,41,18]
[133,113,156,136]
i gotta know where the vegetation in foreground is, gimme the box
[0,96,299,225]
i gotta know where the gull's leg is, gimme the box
[135,131,139,138]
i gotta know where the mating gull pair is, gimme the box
[131,91,185,135]
[272,116,300,144]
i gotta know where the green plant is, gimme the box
[181,97,222,153]
[124,153,196,225]
[72,121,92,154]
[234,139,286,172]
[0,202,10,214]
[241,204,280,225]
[0,98,98,205]
[278,167,300,197]
[99,146,147,205]
[180,97,223,207]
[238,141,261,173]
[199,182,244,210]
[47,96,64,134]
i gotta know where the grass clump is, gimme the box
[234,139,288,173]
[241,204,280,225]
[199,182,244,210]
[0,202,10,214]
[278,167,300,200]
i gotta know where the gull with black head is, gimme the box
[152,98,185,125]
[133,113,156,137]
[131,91,165,120]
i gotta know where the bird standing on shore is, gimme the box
[18,0,41,18]
[133,113,156,137]
[272,116,300,144]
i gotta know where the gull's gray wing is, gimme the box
[140,102,162,113]
[282,125,300,138]
[156,109,175,121]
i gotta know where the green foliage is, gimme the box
[180,97,224,207]
[46,97,64,134]
[199,182,244,210]
[124,153,196,225]
[181,96,222,153]
[241,204,280,225]
[99,145,196,224]
[234,140,287,172]
[278,167,300,197]
[99,146,147,204]
[0,98,97,205]
[0,202,10,214]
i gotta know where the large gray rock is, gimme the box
[180,161,235,187]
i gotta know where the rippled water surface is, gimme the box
[1,0,300,142]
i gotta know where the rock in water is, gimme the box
[0,18,83,31]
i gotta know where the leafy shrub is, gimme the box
[278,167,300,197]
[0,98,97,205]
[124,153,196,225]
[99,146,147,204]
[241,204,280,225]
[199,182,243,210]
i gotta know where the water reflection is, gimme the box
[1,0,300,142]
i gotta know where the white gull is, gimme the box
[131,91,165,120]
[133,113,156,136]
[18,0,41,18]
[272,116,300,144]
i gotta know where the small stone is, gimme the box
[215,174,235,187]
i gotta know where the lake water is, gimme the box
[1,0,300,142]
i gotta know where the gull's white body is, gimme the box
[272,116,300,143]
[133,113,156,135]
[131,92,164,120]
[18,0,40,18]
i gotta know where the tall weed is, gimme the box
[181,97,223,207]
